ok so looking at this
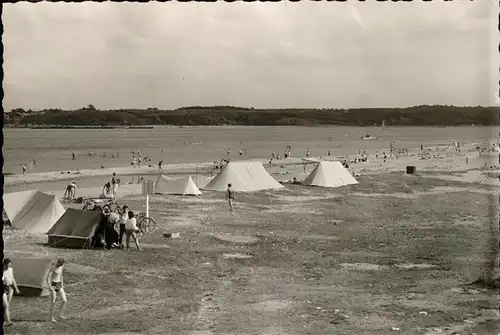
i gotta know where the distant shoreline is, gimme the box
[9,125,155,129]
[5,105,499,127]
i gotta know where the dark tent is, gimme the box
[9,257,53,297]
[46,208,104,248]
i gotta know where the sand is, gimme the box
[3,138,500,334]
[6,140,499,198]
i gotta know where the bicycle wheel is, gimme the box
[139,216,156,234]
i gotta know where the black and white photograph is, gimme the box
[1,1,500,334]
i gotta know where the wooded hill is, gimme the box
[5,105,500,127]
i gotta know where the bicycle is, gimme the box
[136,212,156,234]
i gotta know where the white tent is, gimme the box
[155,175,202,196]
[4,190,66,233]
[303,161,358,188]
[204,161,284,192]
[3,189,37,222]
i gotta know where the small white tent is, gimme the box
[155,175,202,196]
[204,161,284,192]
[303,161,358,188]
[4,190,66,234]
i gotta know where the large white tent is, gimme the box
[155,175,202,196]
[204,161,284,192]
[303,161,358,188]
[4,190,66,233]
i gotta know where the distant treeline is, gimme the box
[5,105,500,127]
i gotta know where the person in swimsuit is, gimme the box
[226,183,235,211]
[2,259,20,326]
[125,211,143,251]
[64,182,77,199]
[111,173,120,199]
[46,258,67,322]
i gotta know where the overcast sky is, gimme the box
[3,1,498,111]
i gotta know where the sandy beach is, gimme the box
[4,138,500,335]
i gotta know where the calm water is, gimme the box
[3,126,495,174]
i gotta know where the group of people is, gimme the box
[3,258,67,325]
[95,204,143,251]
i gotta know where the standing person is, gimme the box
[111,172,120,199]
[46,258,67,323]
[158,160,163,174]
[2,259,20,326]
[226,183,235,211]
[22,164,26,174]
[104,209,121,248]
[125,211,143,251]
[138,156,142,168]
[118,205,129,248]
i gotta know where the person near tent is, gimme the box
[117,205,129,248]
[111,173,120,199]
[103,207,121,249]
[2,258,20,326]
[125,211,143,251]
[91,207,108,247]
[46,258,67,323]
[64,182,77,200]
[226,183,235,211]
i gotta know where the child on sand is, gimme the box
[3,259,20,326]
[46,258,67,322]
[226,183,235,211]
[125,211,143,251]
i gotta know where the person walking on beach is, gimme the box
[21,164,26,174]
[3,259,20,326]
[46,258,67,323]
[125,211,143,251]
[226,183,235,211]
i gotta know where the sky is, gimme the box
[3,1,499,111]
